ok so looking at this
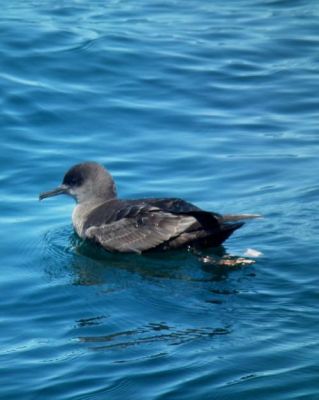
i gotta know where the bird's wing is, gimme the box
[85,206,196,253]
[140,198,203,213]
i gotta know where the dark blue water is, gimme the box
[1,0,319,398]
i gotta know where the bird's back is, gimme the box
[81,197,244,253]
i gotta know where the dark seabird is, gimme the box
[39,162,259,254]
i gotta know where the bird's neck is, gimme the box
[72,199,106,238]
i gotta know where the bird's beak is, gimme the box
[39,184,68,201]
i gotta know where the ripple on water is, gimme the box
[1,0,319,399]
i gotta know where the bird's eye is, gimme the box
[63,169,84,187]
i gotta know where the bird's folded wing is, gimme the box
[85,208,196,253]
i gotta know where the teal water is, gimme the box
[1,0,319,399]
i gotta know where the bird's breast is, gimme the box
[72,203,95,238]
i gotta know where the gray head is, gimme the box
[39,162,117,204]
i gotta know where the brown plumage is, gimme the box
[39,162,260,254]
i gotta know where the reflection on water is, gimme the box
[41,225,251,359]
[78,322,231,351]
[43,226,255,286]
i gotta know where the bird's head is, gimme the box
[39,162,117,204]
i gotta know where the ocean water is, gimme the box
[1,0,319,398]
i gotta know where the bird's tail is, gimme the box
[208,221,244,246]
[222,214,262,222]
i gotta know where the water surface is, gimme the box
[1,0,319,399]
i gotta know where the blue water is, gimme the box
[1,0,319,398]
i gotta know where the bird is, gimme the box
[39,162,259,254]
